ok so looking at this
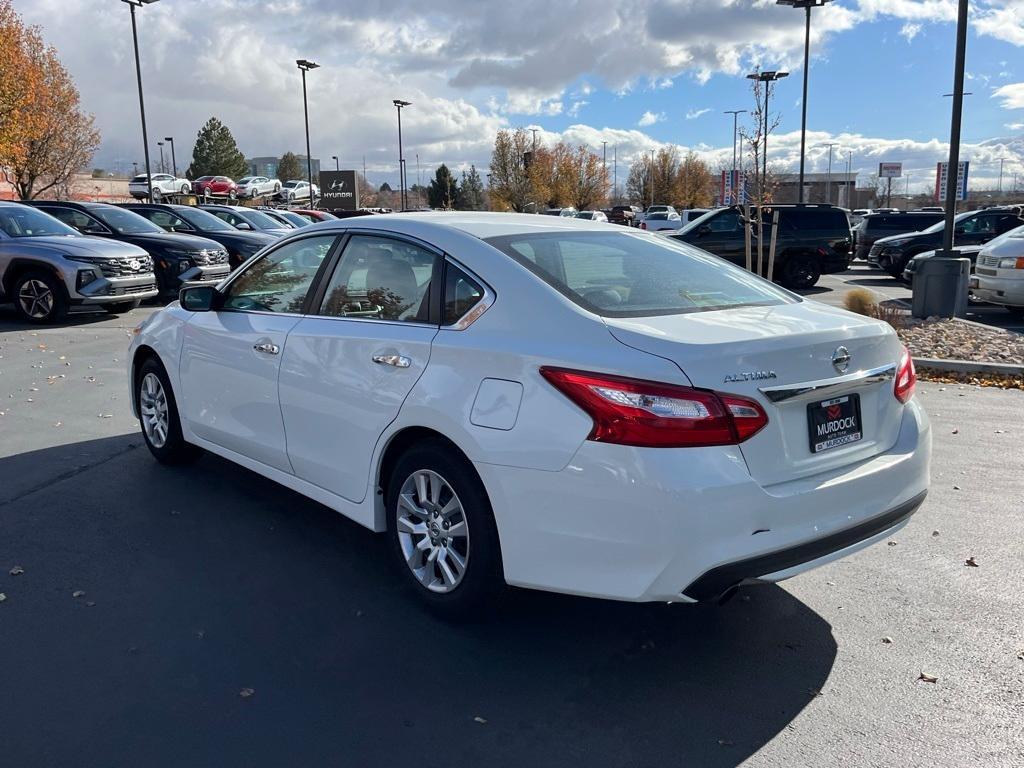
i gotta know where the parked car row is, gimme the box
[128,173,320,202]
[0,197,343,323]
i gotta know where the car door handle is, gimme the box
[253,342,280,355]
[372,354,411,368]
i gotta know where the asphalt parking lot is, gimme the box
[1,304,1022,768]
[810,263,1024,333]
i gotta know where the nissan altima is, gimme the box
[128,213,931,614]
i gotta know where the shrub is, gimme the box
[843,287,877,316]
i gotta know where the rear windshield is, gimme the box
[866,214,943,231]
[485,231,797,318]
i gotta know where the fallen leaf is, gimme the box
[965,556,979,567]
[85,601,95,607]
[239,687,255,698]
[887,541,898,547]
[932,530,940,537]
[473,716,487,724]
[918,672,938,684]
[951,428,959,434]
[9,566,24,576]
[72,590,85,598]
[881,636,893,644]
[952,485,961,491]
[717,739,734,747]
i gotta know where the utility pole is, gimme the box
[820,142,837,204]
[163,137,177,178]
[649,149,656,209]
[613,145,618,204]
[392,99,411,210]
[940,0,969,254]
[998,158,1005,195]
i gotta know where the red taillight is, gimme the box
[540,368,768,448]
[894,347,916,404]
[640,221,647,230]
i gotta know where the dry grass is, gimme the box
[842,287,906,330]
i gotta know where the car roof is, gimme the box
[327,211,636,241]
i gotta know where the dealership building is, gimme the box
[247,155,321,179]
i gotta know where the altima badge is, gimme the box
[724,371,777,383]
[832,346,852,373]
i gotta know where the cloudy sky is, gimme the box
[17,0,1024,193]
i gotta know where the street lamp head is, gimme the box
[296,59,319,71]
[121,0,161,5]
[164,136,172,142]
[393,99,412,108]
[776,0,833,7]
[748,70,789,82]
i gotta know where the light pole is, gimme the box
[649,149,656,209]
[121,0,160,203]
[777,0,833,203]
[393,99,411,210]
[163,136,177,177]
[747,70,788,201]
[296,59,319,204]
[157,141,165,175]
[724,109,747,204]
[817,142,838,204]
[331,155,339,171]
[939,0,969,254]
[613,145,618,204]
[997,158,1005,195]
[530,128,539,152]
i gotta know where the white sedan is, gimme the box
[236,176,282,199]
[575,210,609,222]
[128,173,191,200]
[279,179,319,202]
[128,213,930,614]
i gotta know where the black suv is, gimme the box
[868,207,1024,279]
[853,211,944,260]
[25,201,231,298]
[118,203,275,269]
[668,204,851,289]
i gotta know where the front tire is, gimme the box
[180,184,190,196]
[12,269,67,324]
[136,357,199,464]
[387,440,503,616]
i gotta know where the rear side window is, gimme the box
[782,209,849,230]
[486,231,796,318]
[443,263,484,325]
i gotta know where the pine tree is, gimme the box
[276,151,304,182]
[185,117,248,179]
[427,164,457,209]
[457,165,486,210]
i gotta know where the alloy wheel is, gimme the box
[396,469,470,593]
[17,279,54,319]
[139,372,170,448]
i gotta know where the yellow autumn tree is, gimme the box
[0,2,100,199]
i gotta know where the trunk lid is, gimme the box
[605,301,906,487]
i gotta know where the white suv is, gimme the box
[128,173,191,200]
[971,224,1024,318]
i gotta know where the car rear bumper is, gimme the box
[475,398,930,602]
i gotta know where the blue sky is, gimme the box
[17,0,1024,192]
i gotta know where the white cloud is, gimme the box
[567,100,588,117]
[638,111,664,127]
[1006,122,1024,131]
[685,107,712,120]
[900,22,923,41]
[993,83,1024,109]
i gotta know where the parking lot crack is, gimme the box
[0,441,141,507]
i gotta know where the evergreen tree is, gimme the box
[276,151,303,182]
[457,165,486,210]
[427,164,457,209]
[379,182,393,193]
[185,117,248,179]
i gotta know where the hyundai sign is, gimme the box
[318,170,359,211]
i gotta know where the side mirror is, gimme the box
[236,222,253,231]
[180,285,218,312]
[697,224,712,236]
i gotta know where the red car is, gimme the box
[192,175,237,199]
[291,208,339,223]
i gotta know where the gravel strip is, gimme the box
[897,317,1024,365]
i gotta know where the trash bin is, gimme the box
[911,256,970,319]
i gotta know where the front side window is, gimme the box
[91,207,164,235]
[960,215,996,235]
[141,210,193,231]
[45,208,106,233]
[222,235,336,314]
[319,235,437,323]
[486,231,796,317]
[0,206,78,238]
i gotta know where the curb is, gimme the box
[913,357,1024,376]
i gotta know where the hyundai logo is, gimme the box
[128,259,141,271]
[832,346,851,373]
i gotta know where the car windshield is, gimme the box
[485,230,796,317]
[0,206,78,237]
[678,208,721,234]
[237,209,285,229]
[283,181,300,188]
[238,177,255,184]
[91,206,164,235]
[176,207,235,231]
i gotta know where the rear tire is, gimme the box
[779,256,821,290]
[136,357,199,465]
[386,439,504,617]
[12,269,67,324]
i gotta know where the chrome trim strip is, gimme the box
[758,363,897,403]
